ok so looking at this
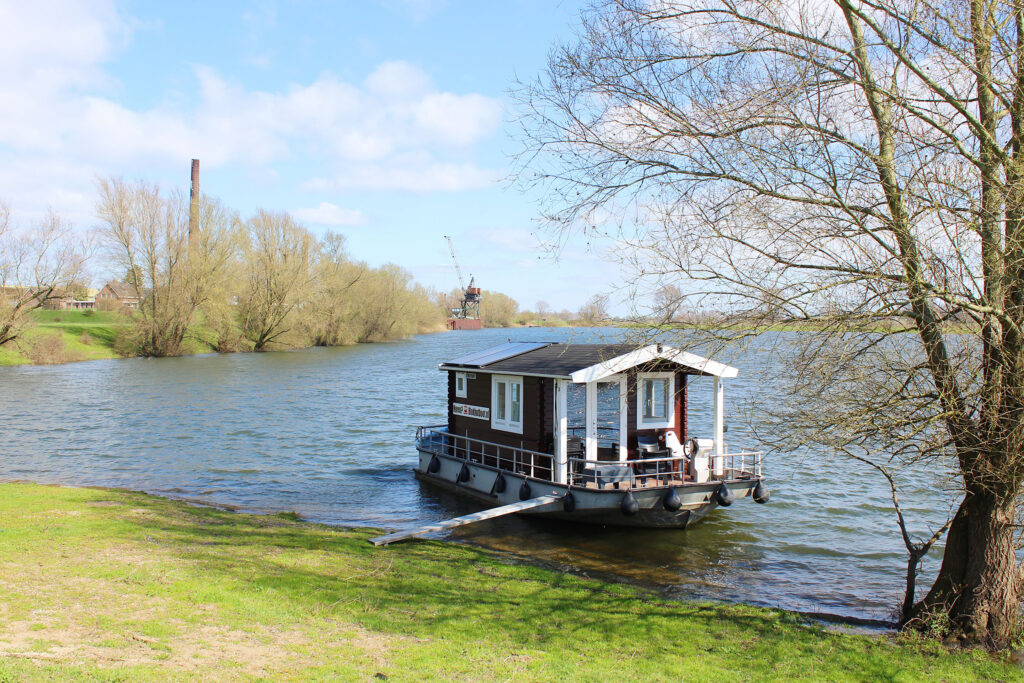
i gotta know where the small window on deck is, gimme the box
[491,374,524,434]
[455,372,467,398]
[637,372,674,429]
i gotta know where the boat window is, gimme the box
[511,382,521,423]
[491,375,524,434]
[637,372,674,429]
[455,372,467,398]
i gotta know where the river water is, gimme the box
[0,327,951,622]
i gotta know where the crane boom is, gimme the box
[444,235,466,292]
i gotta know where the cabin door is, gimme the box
[586,376,628,462]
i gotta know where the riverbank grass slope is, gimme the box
[0,483,1017,681]
[0,311,127,366]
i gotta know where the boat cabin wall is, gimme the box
[444,364,689,461]
[447,370,554,456]
[624,366,688,450]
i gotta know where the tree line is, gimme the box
[0,178,525,357]
[95,176,466,356]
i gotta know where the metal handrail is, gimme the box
[567,449,764,488]
[416,425,763,487]
[416,426,553,479]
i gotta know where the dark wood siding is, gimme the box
[445,365,689,477]
[448,370,550,453]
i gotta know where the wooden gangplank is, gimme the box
[369,494,562,546]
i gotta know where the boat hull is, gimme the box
[416,449,759,529]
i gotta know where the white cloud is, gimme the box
[0,2,503,223]
[293,202,367,226]
[365,61,434,100]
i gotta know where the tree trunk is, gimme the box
[901,550,923,626]
[915,491,1020,647]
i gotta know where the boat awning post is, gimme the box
[617,375,628,462]
[713,376,725,475]
[554,379,569,484]
[585,380,598,461]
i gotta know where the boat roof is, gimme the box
[439,342,738,381]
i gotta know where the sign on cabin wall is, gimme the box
[453,403,489,420]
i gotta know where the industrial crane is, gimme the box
[443,236,482,326]
[444,235,468,294]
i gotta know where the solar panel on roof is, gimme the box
[444,341,555,367]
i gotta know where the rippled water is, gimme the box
[0,327,951,621]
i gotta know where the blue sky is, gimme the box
[0,0,626,312]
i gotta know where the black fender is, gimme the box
[663,487,682,512]
[621,490,639,516]
[427,455,441,473]
[715,483,734,507]
[519,481,532,501]
[753,480,770,504]
[492,471,506,494]
[563,491,576,512]
[457,463,471,483]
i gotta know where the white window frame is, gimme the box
[636,371,675,429]
[491,374,524,434]
[455,372,468,398]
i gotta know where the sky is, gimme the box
[0,0,627,313]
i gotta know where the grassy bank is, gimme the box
[0,311,129,366]
[0,310,447,367]
[0,483,1017,681]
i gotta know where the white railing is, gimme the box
[714,450,764,479]
[416,425,763,487]
[568,450,764,488]
[416,426,554,480]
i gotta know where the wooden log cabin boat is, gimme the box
[415,342,769,528]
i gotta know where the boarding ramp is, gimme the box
[369,494,561,546]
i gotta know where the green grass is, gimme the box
[0,483,1018,681]
[0,310,129,366]
[0,310,223,366]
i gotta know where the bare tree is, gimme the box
[97,178,235,356]
[483,290,520,327]
[577,293,609,324]
[351,264,431,341]
[303,232,366,346]
[518,0,1024,646]
[238,210,315,351]
[0,203,88,346]
[651,284,685,324]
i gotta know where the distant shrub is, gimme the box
[79,332,92,345]
[112,326,144,357]
[83,309,95,317]
[52,316,61,323]
[25,334,77,364]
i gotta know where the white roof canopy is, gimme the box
[568,344,739,384]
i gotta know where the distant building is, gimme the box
[3,285,94,310]
[96,281,140,310]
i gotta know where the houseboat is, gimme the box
[415,341,768,528]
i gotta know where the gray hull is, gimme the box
[416,449,758,529]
